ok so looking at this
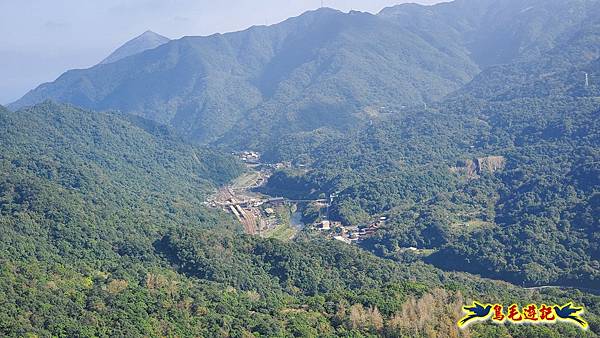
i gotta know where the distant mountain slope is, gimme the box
[258,11,600,288]
[10,7,480,143]
[450,2,600,101]
[100,30,170,65]
[380,0,598,67]
[9,0,600,147]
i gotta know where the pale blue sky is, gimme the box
[0,0,443,104]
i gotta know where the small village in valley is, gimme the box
[206,151,385,243]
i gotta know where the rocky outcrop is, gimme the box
[451,156,506,178]
[475,156,506,174]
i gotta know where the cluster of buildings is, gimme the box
[235,151,295,172]
[238,151,260,164]
[314,217,386,244]
[218,150,386,242]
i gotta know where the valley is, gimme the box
[2,0,599,336]
[208,151,388,244]
[206,152,310,238]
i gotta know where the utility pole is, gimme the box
[326,192,337,221]
[585,72,589,87]
[321,0,324,8]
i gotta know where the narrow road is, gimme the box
[524,285,600,295]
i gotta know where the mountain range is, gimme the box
[2,0,600,336]
[13,0,599,147]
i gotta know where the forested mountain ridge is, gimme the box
[262,15,600,288]
[0,101,243,265]
[4,103,597,336]
[380,0,599,67]
[10,7,479,144]
[265,103,599,287]
[10,0,600,151]
[451,1,600,102]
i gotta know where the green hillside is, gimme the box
[3,103,597,336]
[0,101,243,265]
[261,13,600,289]
[2,0,600,336]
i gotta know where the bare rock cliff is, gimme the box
[451,156,506,178]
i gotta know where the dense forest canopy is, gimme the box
[262,31,600,289]
[2,0,600,336]
[3,103,597,336]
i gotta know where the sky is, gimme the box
[0,0,443,104]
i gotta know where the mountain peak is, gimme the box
[140,30,163,38]
[100,30,170,65]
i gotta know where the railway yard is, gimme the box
[205,152,303,239]
[207,151,384,242]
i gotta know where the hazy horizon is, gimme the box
[0,0,443,104]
